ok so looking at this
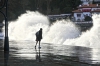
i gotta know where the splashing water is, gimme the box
[7,11,100,48]
[63,14,100,48]
[8,11,50,40]
[6,11,100,64]
[42,20,81,44]
[8,11,81,44]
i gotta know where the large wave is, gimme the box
[7,11,81,44]
[6,11,100,48]
[63,14,100,48]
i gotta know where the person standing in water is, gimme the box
[35,28,43,48]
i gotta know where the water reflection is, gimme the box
[4,52,9,66]
[43,45,93,64]
[35,48,41,62]
[0,41,99,66]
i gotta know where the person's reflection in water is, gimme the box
[35,48,41,62]
[4,52,9,66]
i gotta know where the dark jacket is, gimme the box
[39,30,42,39]
[36,30,42,41]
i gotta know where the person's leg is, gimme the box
[39,41,41,48]
[39,41,40,47]
[35,41,38,48]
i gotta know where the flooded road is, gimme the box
[0,40,100,66]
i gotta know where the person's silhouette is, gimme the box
[35,28,42,49]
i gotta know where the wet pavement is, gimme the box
[0,40,100,66]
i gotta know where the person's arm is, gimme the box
[40,31,42,39]
[41,31,42,39]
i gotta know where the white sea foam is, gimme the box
[63,14,100,48]
[7,11,81,43]
[7,11,100,48]
[8,11,50,40]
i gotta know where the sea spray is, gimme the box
[8,11,50,40]
[63,14,100,48]
[6,11,100,64]
[7,11,81,44]
[42,20,81,44]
